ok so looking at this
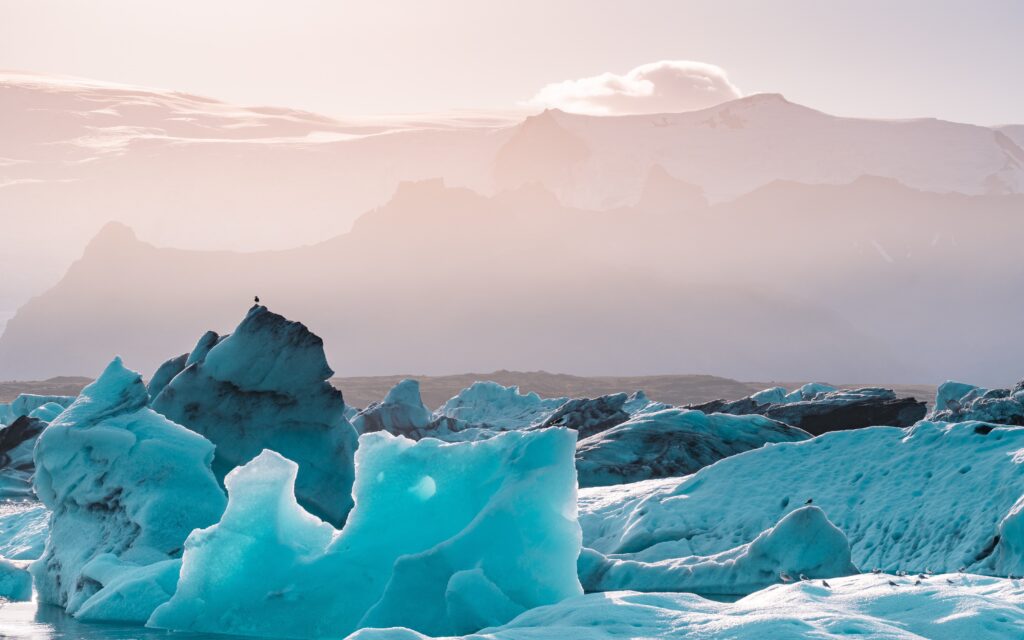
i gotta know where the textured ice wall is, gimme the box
[150,428,582,638]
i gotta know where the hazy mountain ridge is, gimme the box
[2,174,1022,384]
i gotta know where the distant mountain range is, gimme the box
[3,71,1023,313]
[2,72,1023,384]
[2,174,1021,385]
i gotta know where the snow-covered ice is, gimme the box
[579,505,857,595]
[349,573,1024,640]
[31,358,226,622]
[150,427,582,638]
[151,306,358,526]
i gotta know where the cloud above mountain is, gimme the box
[529,60,742,116]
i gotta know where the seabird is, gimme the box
[254,295,260,304]
[914,579,922,586]
[946,578,956,585]
[822,580,831,588]
[871,568,882,574]
[799,574,809,581]
[780,571,794,583]
[888,580,899,587]
[805,498,813,505]
[958,566,966,573]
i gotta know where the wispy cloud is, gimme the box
[528,60,742,116]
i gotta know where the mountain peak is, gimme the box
[84,221,139,254]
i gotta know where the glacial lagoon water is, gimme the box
[0,600,263,640]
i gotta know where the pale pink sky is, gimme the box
[1,0,1021,124]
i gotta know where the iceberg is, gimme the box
[537,393,631,438]
[351,378,433,437]
[689,385,926,435]
[578,421,1024,577]
[432,381,567,431]
[151,306,358,526]
[0,393,76,426]
[575,408,809,487]
[149,427,582,638]
[929,379,1024,426]
[31,358,226,622]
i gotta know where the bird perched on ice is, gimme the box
[254,295,260,304]
[799,574,809,581]
[779,571,793,583]
[821,580,831,588]
[805,498,813,505]
[871,568,882,574]
[887,580,899,587]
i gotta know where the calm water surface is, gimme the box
[0,600,268,640]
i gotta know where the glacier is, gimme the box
[149,427,582,638]
[30,358,226,622]
[151,306,358,526]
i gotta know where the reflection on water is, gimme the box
[0,600,266,640]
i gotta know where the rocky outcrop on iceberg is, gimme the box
[579,506,856,595]
[351,378,433,436]
[149,428,582,638]
[151,306,358,526]
[928,379,1024,425]
[575,408,809,487]
[31,358,226,622]
[578,421,1024,578]
[432,382,567,431]
[689,384,927,435]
